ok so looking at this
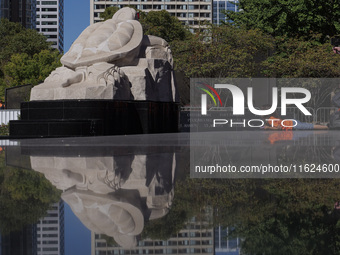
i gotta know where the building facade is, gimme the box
[0,0,10,20]
[90,0,212,33]
[36,201,65,255]
[36,0,64,52]
[212,0,238,25]
[0,0,36,28]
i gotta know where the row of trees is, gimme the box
[1,1,340,101]
[97,2,340,80]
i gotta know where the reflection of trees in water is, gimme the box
[0,153,61,234]
[230,179,340,255]
[144,171,340,254]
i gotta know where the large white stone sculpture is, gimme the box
[30,7,178,102]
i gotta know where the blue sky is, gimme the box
[64,0,90,52]
[63,2,92,254]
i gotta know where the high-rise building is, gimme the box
[36,201,65,255]
[213,0,238,25]
[0,0,10,20]
[90,0,212,33]
[36,0,64,52]
[0,0,36,28]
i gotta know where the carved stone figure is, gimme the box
[30,7,178,102]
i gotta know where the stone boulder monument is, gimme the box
[10,7,179,137]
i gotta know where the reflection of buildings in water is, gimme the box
[92,223,241,255]
[30,153,176,249]
[0,201,64,255]
[215,226,241,255]
[92,214,214,255]
[1,225,35,255]
[36,201,64,255]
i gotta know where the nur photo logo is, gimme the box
[197,83,312,117]
[193,79,314,130]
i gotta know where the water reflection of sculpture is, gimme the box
[30,153,176,248]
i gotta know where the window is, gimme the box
[41,21,57,25]
[41,14,57,18]
[43,247,58,251]
[42,234,58,238]
[41,8,57,11]
[42,227,58,231]
[45,34,58,38]
[42,220,58,224]
[42,28,58,32]
[42,240,58,245]
[42,1,57,4]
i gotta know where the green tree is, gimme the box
[0,19,61,101]
[141,10,191,43]
[172,24,274,78]
[100,6,120,21]
[3,50,62,86]
[0,18,51,67]
[226,0,340,42]
[99,7,191,43]
[262,37,340,78]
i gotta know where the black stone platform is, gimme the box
[9,100,180,138]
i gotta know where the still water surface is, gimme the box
[1,131,340,255]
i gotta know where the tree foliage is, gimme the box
[0,152,61,233]
[226,0,340,42]
[0,19,51,67]
[3,50,62,86]
[262,38,340,78]
[0,19,61,101]
[172,24,274,78]
[100,6,120,21]
[141,10,191,43]
[99,7,191,43]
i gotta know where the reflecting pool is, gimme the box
[1,131,340,255]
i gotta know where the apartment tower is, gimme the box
[90,0,212,33]
[36,0,64,52]
[0,0,36,28]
